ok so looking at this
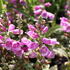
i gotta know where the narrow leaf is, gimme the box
[0,0,3,14]
[45,25,60,37]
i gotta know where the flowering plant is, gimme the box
[0,0,70,70]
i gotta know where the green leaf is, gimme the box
[0,0,7,14]
[0,0,3,14]
[15,8,34,22]
[45,25,60,37]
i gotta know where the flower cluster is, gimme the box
[60,17,70,32]
[34,2,55,20]
[0,19,60,59]
[0,1,70,70]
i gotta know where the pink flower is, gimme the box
[64,5,69,9]
[67,10,70,16]
[60,17,68,24]
[0,18,3,23]
[28,42,39,50]
[21,37,31,45]
[41,10,48,18]
[5,41,12,50]
[19,0,26,5]
[9,0,17,4]
[29,52,37,58]
[12,29,23,35]
[12,41,24,57]
[0,24,7,31]
[34,9,42,15]
[42,38,50,45]
[41,10,55,20]
[65,26,70,32]
[34,5,44,10]
[0,39,3,44]
[12,41,21,51]
[50,39,59,45]
[5,38,13,50]
[47,12,55,20]
[28,24,36,31]
[39,46,50,56]
[42,38,59,45]
[26,31,39,39]
[45,51,55,59]
[0,35,4,39]
[34,5,43,15]
[40,25,45,30]
[60,17,70,32]
[42,26,48,34]
[44,2,52,7]
[8,24,15,31]
[13,49,24,58]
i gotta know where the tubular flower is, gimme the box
[60,17,70,32]
[44,2,52,7]
[28,42,39,50]
[28,24,37,31]
[42,38,59,45]
[26,31,39,39]
[39,46,50,57]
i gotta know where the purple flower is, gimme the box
[65,26,70,32]
[42,26,48,34]
[6,12,11,16]
[41,10,48,18]
[28,42,39,50]
[40,25,45,30]
[12,29,23,35]
[5,41,12,50]
[21,37,31,45]
[0,35,4,39]
[26,31,39,39]
[28,24,36,31]
[12,41,24,57]
[60,17,68,24]
[42,38,50,44]
[0,39,3,44]
[42,38,59,45]
[45,51,55,59]
[29,52,37,58]
[5,38,13,50]
[0,24,7,31]
[50,39,59,45]
[34,9,42,15]
[8,24,15,31]
[67,10,70,16]
[12,41,21,51]
[64,5,69,9]
[39,46,50,56]
[19,0,26,5]
[41,10,55,20]
[13,49,24,58]
[34,5,43,15]
[60,17,70,32]
[8,0,17,4]
[47,12,55,20]
[34,5,44,10]
[44,2,52,7]
[0,18,3,22]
